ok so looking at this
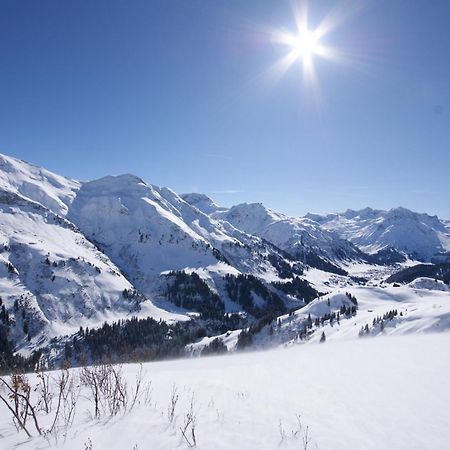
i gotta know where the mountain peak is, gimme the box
[0,152,79,215]
[181,192,225,214]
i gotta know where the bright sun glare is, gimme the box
[266,0,354,97]
[285,29,320,62]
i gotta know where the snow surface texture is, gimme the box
[0,334,449,450]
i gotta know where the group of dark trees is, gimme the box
[0,297,11,326]
[266,252,303,279]
[273,277,319,303]
[121,288,146,307]
[0,327,42,374]
[166,271,225,320]
[236,292,360,350]
[0,296,42,373]
[344,292,359,306]
[0,332,42,374]
[359,309,400,337]
[236,309,287,350]
[201,337,228,356]
[339,304,358,316]
[65,311,246,366]
[65,317,208,365]
[225,274,286,318]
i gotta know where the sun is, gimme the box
[284,28,321,62]
[271,24,328,80]
[267,0,349,89]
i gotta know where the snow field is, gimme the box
[1,333,449,450]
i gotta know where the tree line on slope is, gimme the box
[0,270,320,372]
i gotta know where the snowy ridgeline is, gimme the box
[305,207,450,261]
[0,333,449,450]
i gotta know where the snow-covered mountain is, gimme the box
[68,174,307,318]
[0,156,188,353]
[306,207,450,262]
[183,198,367,273]
[1,152,449,362]
[0,154,307,353]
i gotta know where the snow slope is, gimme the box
[0,333,449,450]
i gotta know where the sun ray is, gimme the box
[314,0,366,40]
[264,49,300,86]
[290,0,309,36]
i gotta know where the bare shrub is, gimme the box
[180,393,197,448]
[129,364,144,411]
[279,419,287,443]
[80,364,128,418]
[167,384,179,424]
[278,414,312,449]
[1,366,82,441]
[104,364,128,416]
[143,379,153,407]
[47,368,80,441]
[0,373,42,437]
[36,365,53,414]
[302,425,311,450]
[80,365,101,418]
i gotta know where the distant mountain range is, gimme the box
[1,152,449,359]
[305,207,450,262]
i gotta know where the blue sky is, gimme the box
[1,0,449,218]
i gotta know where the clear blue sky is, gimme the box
[1,0,449,218]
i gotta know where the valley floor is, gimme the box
[1,333,449,450]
